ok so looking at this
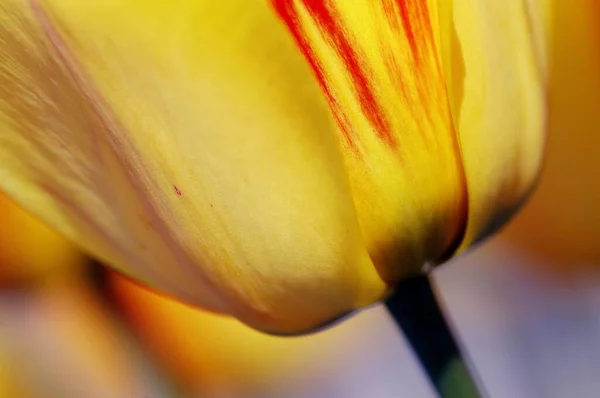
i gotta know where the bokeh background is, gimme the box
[1,1,599,397]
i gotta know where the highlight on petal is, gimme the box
[272,0,468,282]
[0,0,385,333]
[439,0,551,250]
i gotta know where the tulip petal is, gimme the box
[272,0,468,282]
[0,0,386,333]
[439,0,550,249]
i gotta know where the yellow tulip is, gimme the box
[501,0,600,271]
[0,0,550,333]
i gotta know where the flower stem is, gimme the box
[384,274,485,398]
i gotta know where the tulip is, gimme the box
[501,0,600,271]
[0,0,550,334]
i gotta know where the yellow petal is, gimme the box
[272,0,468,282]
[0,0,385,333]
[439,0,551,249]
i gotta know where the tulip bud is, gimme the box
[0,0,550,333]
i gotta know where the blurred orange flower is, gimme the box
[501,0,600,272]
[0,194,171,397]
[0,342,28,398]
[0,193,84,285]
[0,275,162,398]
[109,272,392,394]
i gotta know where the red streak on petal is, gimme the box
[272,0,444,154]
[396,1,420,66]
[272,0,359,153]
[299,1,395,148]
[173,185,182,196]
[273,0,397,151]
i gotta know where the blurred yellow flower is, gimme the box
[0,0,550,333]
[0,342,28,398]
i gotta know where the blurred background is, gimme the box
[1,1,600,397]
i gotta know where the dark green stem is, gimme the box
[385,274,485,398]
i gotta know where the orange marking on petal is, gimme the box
[271,0,454,155]
[299,1,395,148]
[271,0,470,271]
[271,0,360,152]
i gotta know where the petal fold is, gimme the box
[272,0,468,282]
[439,0,551,249]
